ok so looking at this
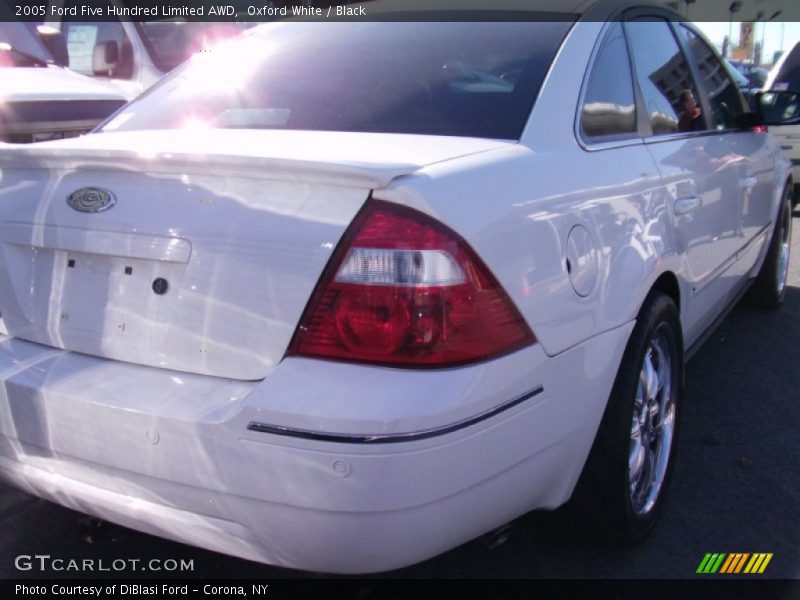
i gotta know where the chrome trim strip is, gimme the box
[643,128,742,146]
[692,224,770,296]
[247,386,544,444]
[737,224,771,259]
[685,276,753,363]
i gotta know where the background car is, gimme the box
[44,0,252,99]
[725,58,760,107]
[764,40,800,202]
[0,2,794,574]
[728,59,769,89]
[0,10,127,143]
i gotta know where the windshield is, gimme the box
[0,20,53,67]
[102,21,572,140]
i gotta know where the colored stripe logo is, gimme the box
[697,553,773,574]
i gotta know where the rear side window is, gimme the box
[625,18,705,136]
[102,21,573,140]
[677,25,744,130]
[580,22,637,141]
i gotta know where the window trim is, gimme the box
[637,128,741,147]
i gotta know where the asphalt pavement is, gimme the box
[1,213,799,581]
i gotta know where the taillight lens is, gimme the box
[289,199,535,367]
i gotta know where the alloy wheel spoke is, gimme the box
[643,350,658,401]
[629,328,676,517]
[629,435,645,486]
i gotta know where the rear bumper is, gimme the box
[0,323,632,574]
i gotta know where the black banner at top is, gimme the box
[2,0,800,23]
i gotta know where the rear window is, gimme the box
[102,21,573,140]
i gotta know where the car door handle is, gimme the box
[674,196,700,216]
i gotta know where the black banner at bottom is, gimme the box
[3,579,799,600]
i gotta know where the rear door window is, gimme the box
[677,25,744,131]
[625,18,706,136]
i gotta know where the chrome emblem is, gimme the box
[67,187,116,213]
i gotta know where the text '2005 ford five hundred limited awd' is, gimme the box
[0,1,795,573]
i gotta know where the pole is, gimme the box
[781,22,785,54]
[752,21,759,66]
[728,18,734,58]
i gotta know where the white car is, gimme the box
[764,40,800,202]
[0,18,127,142]
[0,3,793,574]
[44,0,251,100]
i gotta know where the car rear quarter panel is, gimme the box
[378,21,682,357]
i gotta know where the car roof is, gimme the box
[345,0,682,23]
[361,0,593,15]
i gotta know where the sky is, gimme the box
[694,21,800,65]
[664,0,800,66]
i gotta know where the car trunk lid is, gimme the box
[0,129,512,380]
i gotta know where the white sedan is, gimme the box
[0,3,793,573]
[0,18,127,142]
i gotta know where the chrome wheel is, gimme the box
[776,197,792,296]
[628,326,675,516]
[749,184,793,308]
[572,293,681,543]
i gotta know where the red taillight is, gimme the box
[753,125,768,134]
[289,199,536,367]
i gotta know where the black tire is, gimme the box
[569,292,683,546]
[748,183,793,309]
